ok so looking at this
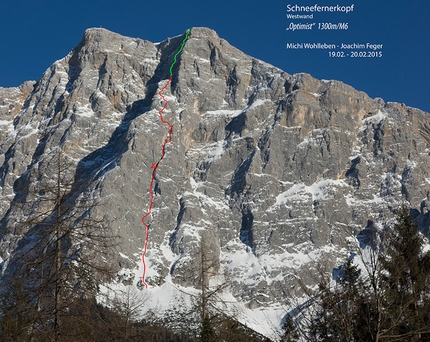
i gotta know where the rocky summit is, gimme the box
[1,27,430,337]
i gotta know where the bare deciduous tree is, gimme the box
[287,205,430,342]
[2,150,119,341]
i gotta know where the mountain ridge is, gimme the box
[1,27,430,338]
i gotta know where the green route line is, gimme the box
[141,28,191,288]
[169,29,191,77]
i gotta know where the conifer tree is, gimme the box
[378,205,430,341]
[282,315,299,342]
[301,205,430,341]
[308,257,366,341]
[0,150,118,341]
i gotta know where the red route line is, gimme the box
[141,76,173,288]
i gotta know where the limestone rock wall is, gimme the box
[1,27,430,309]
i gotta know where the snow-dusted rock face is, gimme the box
[1,27,430,331]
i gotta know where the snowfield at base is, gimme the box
[98,237,345,341]
[98,260,287,341]
[2,27,430,342]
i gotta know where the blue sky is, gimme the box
[1,0,429,112]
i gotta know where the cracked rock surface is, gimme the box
[1,27,430,311]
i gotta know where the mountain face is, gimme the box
[1,27,430,337]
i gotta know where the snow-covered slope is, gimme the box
[1,27,430,339]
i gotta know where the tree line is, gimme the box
[0,151,207,341]
[1,149,429,341]
[283,205,430,341]
[0,151,269,341]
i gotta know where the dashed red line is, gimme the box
[141,76,173,288]
[140,29,190,288]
